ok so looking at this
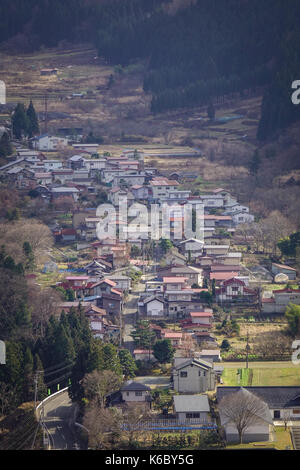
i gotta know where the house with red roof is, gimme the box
[216,278,257,303]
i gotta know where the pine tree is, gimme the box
[34,354,47,400]
[23,241,35,271]
[0,132,12,157]
[118,349,137,378]
[26,101,39,137]
[12,103,29,139]
[102,343,122,376]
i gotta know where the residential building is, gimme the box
[217,386,300,423]
[217,387,273,443]
[271,263,297,281]
[172,357,216,393]
[262,288,300,314]
[120,381,152,405]
[173,395,211,423]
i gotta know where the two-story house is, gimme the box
[172,357,216,393]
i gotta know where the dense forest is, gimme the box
[1,0,300,137]
[0,0,300,131]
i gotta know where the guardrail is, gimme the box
[36,387,69,449]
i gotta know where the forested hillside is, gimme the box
[1,0,300,139]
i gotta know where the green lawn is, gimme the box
[222,367,300,386]
[226,426,292,450]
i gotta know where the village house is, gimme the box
[217,386,300,425]
[52,169,74,184]
[130,184,149,200]
[113,173,146,187]
[173,395,211,424]
[217,387,273,443]
[203,245,230,256]
[163,248,187,266]
[141,295,165,317]
[161,331,183,347]
[271,263,297,280]
[216,278,257,303]
[106,274,132,291]
[31,134,69,151]
[51,186,80,201]
[212,188,237,206]
[199,194,224,209]
[149,176,180,200]
[262,288,300,314]
[120,381,152,406]
[43,160,63,171]
[178,238,204,259]
[34,172,53,186]
[180,311,213,332]
[230,211,255,225]
[158,265,203,287]
[172,357,216,393]
[68,154,86,170]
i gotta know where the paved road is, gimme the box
[122,280,145,352]
[41,391,79,450]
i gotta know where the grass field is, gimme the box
[226,426,292,450]
[222,366,300,386]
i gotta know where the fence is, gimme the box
[122,418,217,432]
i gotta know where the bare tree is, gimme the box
[122,403,150,448]
[83,405,122,449]
[82,370,122,408]
[281,409,291,430]
[219,388,272,444]
[27,285,63,338]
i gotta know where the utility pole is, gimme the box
[34,372,39,409]
[246,330,250,369]
[44,95,48,134]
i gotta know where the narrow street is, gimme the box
[122,279,145,352]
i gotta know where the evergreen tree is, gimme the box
[0,132,12,157]
[102,343,122,376]
[26,100,39,138]
[153,339,175,364]
[23,241,35,271]
[118,349,137,378]
[12,103,29,139]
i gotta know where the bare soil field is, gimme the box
[0,44,259,160]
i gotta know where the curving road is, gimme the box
[41,390,80,450]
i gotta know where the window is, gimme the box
[274,410,280,419]
[126,392,129,396]
[180,371,188,378]
[135,391,142,396]
[198,371,202,376]
[186,413,200,419]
